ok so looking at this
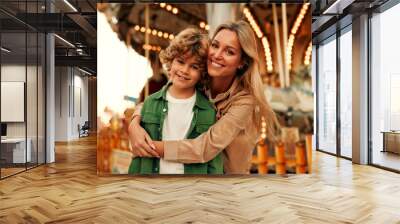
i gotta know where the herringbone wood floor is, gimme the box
[1,136,400,223]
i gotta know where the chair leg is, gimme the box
[275,142,286,175]
[305,134,313,173]
[295,143,306,174]
[257,140,268,174]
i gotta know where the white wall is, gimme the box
[1,65,36,138]
[72,72,89,138]
[1,64,45,164]
[55,66,69,141]
[55,67,89,141]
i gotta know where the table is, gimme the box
[1,138,31,164]
[381,131,400,154]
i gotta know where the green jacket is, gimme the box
[128,85,223,174]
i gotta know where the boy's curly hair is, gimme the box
[159,28,209,81]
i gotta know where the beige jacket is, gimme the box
[162,78,259,174]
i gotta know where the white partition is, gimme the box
[1,82,25,122]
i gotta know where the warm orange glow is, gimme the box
[200,21,206,28]
[304,42,312,65]
[243,7,273,73]
[287,3,310,70]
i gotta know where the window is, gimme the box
[339,27,352,158]
[317,36,337,154]
[371,2,400,171]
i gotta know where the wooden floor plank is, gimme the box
[0,136,399,223]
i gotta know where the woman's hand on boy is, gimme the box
[153,141,165,158]
[128,115,159,157]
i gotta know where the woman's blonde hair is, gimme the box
[212,20,280,140]
[159,28,209,80]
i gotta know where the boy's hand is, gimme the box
[128,115,159,157]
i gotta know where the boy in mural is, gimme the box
[128,28,223,174]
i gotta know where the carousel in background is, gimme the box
[96,3,313,174]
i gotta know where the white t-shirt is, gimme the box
[159,90,196,174]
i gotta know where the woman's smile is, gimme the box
[209,59,225,68]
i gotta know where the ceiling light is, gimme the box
[78,67,92,76]
[75,42,84,47]
[63,0,78,12]
[54,34,75,48]
[172,8,178,14]
[322,0,351,15]
[1,47,11,53]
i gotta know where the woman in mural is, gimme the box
[129,20,280,174]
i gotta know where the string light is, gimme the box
[243,7,273,73]
[199,22,205,28]
[135,24,174,40]
[262,37,273,72]
[304,41,312,66]
[261,117,267,139]
[243,7,263,38]
[286,3,309,71]
[157,3,179,15]
[143,44,162,52]
[199,21,209,31]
